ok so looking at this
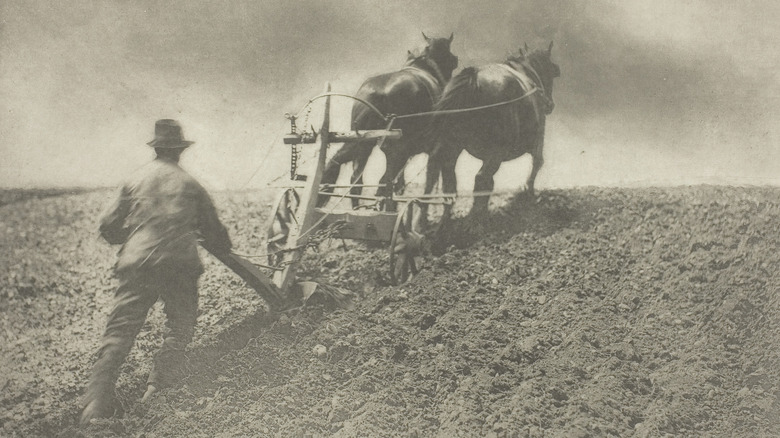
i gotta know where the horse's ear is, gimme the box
[524,42,529,53]
[422,32,430,43]
[518,45,527,57]
[548,41,554,54]
[449,33,454,43]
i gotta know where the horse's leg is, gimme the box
[428,145,460,255]
[524,119,546,198]
[421,149,443,229]
[439,147,460,221]
[471,159,501,215]
[349,142,374,208]
[318,142,359,207]
[376,142,404,212]
[395,172,406,195]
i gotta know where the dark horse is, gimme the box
[424,42,560,219]
[318,33,458,210]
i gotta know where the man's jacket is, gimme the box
[99,158,232,278]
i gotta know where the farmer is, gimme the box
[80,119,233,425]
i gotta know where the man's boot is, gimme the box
[141,384,158,403]
[79,392,118,426]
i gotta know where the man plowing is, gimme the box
[80,119,233,425]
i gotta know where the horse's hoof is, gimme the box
[79,399,116,426]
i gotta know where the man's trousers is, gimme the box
[83,267,199,408]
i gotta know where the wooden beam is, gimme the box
[283,129,402,145]
[317,191,384,201]
[273,83,332,294]
[310,208,398,242]
[328,129,402,142]
[320,183,384,189]
[205,249,287,311]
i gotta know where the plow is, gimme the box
[208,84,443,311]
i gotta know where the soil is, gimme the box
[1,186,779,437]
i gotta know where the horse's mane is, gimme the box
[505,48,547,69]
[506,48,559,84]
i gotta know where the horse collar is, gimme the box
[507,60,544,95]
[504,60,552,113]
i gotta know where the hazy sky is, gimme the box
[1,0,779,190]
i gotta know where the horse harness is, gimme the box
[401,57,446,105]
[501,60,553,114]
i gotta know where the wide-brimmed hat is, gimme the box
[146,119,195,148]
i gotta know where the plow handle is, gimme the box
[205,247,288,311]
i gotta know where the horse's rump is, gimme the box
[432,64,542,161]
[423,43,558,217]
[353,68,443,150]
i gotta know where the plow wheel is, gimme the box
[389,200,424,285]
[266,188,300,267]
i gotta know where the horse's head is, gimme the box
[420,32,459,81]
[513,41,560,114]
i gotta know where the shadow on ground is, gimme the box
[430,190,591,253]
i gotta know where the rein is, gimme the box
[297,92,389,121]
[298,86,540,125]
[297,85,541,124]
[393,86,540,121]
[295,57,546,123]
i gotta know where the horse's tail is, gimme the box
[434,67,480,113]
[423,67,480,151]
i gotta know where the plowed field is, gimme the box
[2,186,779,437]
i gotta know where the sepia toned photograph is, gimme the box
[1,1,778,436]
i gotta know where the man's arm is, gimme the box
[99,186,131,244]
[197,190,232,254]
